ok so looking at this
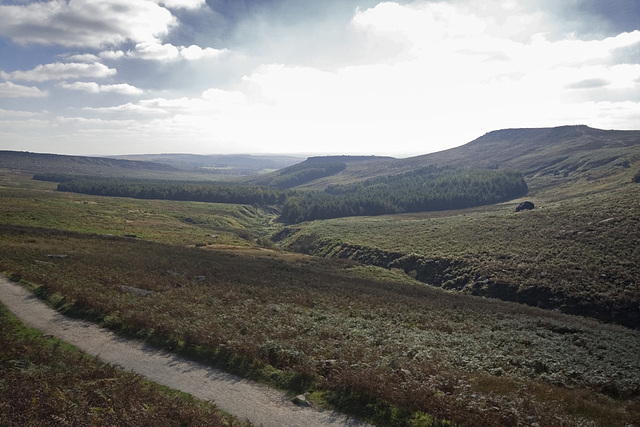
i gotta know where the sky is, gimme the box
[0,0,639,157]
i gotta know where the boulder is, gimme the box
[292,394,310,407]
[515,201,534,212]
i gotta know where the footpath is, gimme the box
[0,276,370,427]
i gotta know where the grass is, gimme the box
[1,225,639,426]
[277,178,640,328]
[0,172,278,247]
[1,168,640,425]
[0,301,251,426]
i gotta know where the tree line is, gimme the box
[50,176,290,206]
[279,167,528,223]
[36,167,528,224]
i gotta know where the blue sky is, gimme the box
[1,0,639,156]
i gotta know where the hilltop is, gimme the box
[258,125,640,190]
[3,125,638,188]
[0,151,302,180]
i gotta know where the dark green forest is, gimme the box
[39,167,527,224]
[52,176,289,205]
[279,167,528,223]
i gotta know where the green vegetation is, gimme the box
[0,176,276,247]
[0,170,639,426]
[0,302,250,426]
[277,182,640,328]
[281,168,527,223]
[1,125,639,426]
[258,161,347,189]
[1,225,638,426]
[54,176,289,205]
[45,167,528,226]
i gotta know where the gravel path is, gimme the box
[0,276,371,427]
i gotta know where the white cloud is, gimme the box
[128,42,181,61]
[0,81,48,98]
[3,0,640,156]
[155,0,206,10]
[0,0,176,48]
[59,82,144,95]
[7,62,117,82]
[99,50,126,60]
[84,101,170,116]
[127,42,227,61]
[180,45,228,61]
[0,108,43,118]
[62,53,102,63]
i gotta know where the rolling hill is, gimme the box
[0,151,303,180]
[257,125,640,190]
[1,125,640,425]
[109,153,304,175]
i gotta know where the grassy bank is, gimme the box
[1,225,639,426]
[0,301,250,426]
[277,182,639,328]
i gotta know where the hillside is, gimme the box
[275,126,640,328]
[266,125,640,190]
[0,150,178,177]
[109,153,303,175]
[404,125,640,177]
[0,151,303,180]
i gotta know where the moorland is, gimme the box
[1,124,639,426]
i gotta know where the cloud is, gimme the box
[180,45,228,60]
[99,50,126,60]
[566,78,610,90]
[63,53,102,63]
[59,82,144,95]
[3,0,640,156]
[155,0,206,10]
[0,108,43,118]
[0,0,176,48]
[6,62,116,82]
[128,42,181,61]
[0,81,48,98]
[84,101,171,116]
[127,42,227,61]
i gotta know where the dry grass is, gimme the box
[0,302,251,426]
[278,180,640,328]
[1,225,639,426]
[1,170,640,425]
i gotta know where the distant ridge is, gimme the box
[0,150,176,175]
[258,125,640,189]
[109,153,303,174]
[2,125,638,187]
[400,125,640,177]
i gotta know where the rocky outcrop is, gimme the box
[515,201,534,212]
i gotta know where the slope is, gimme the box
[276,125,640,190]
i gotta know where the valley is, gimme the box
[1,125,639,426]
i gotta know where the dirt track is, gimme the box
[0,276,370,427]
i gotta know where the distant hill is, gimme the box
[3,125,638,187]
[401,125,640,177]
[274,125,640,189]
[0,151,177,176]
[0,151,303,180]
[108,153,304,175]
[250,155,395,188]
